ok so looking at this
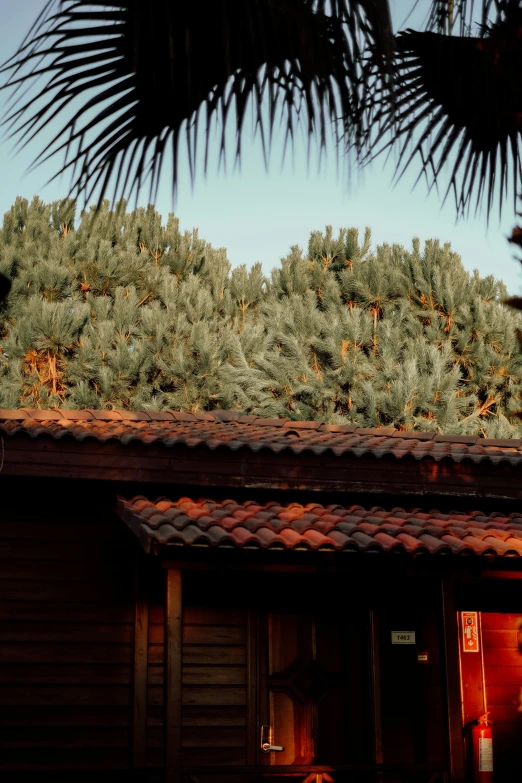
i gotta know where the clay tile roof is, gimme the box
[0,409,29,419]
[3,407,522,466]
[20,409,63,421]
[86,409,123,421]
[116,496,522,558]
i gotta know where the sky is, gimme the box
[0,1,521,294]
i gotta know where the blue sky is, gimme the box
[1,1,521,294]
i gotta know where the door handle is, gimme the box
[260,724,284,753]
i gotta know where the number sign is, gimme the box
[391,631,416,645]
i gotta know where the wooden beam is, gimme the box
[369,609,383,766]
[161,560,318,573]
[5,435,522,501]
[133,551,149,769]
[441,575,466,783]
[165,569,182,783]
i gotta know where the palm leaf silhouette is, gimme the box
[372,3,522,220]
[0,0,393,208]
[2,0,522,310]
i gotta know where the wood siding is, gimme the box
[0,493,135,780]
[0,482,454,783]
[147,602,248,770]
[482,612,522,783]
[378,598,447,769]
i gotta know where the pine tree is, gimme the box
[1,197,522,437]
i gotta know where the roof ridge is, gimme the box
[0,406,521,446]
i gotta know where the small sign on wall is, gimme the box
[461,611,480,652]
[479,737,493,771]
[391,631,416,645]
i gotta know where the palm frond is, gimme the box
[425,0,501,34]
[370,2,522,220]
[0,0,393,209]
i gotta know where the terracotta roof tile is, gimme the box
[86,409,123,421]
[147,411,176,421]
[119,410,152,422]
[460,535,494,554]
[439,535,474,554]
[433,434,478,444]
[395,532,426,552]
[391,430,434,440]
[117,496,522,559]
[417,533,450,553]
[482,438,522,448]
[0,408,29,419]
[481,536,521,556]
[350,530,378,550]
[373,531,402,552]
[20,409,62,420]
[319,423,357,433]
[378,524,401,537]
[194,412,217,421]
[2,407,522,467]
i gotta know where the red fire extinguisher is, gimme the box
[471,713,493,781]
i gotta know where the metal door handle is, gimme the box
[260,725,284,753]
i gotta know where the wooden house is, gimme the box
[2,407,522,783]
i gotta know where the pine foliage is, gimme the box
[1,197,521,437]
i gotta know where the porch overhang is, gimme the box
[116,495,522,566]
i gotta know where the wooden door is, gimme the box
[258,586,370,776]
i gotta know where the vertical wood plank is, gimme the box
[133,552,149,769]
[165,569,182,783]
[369,609,383,766]
[458,610,486,726]
[441,574,466,783]
[458,610,485,780]
[246,608,258,765]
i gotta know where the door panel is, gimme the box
[267,613,314,765]
[260,601,368,769]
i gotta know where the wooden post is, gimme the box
[458,610,486,726]
[133,551,149,769]
[369,609,383,768]
[441,574,466,783]
[165,569,182,783]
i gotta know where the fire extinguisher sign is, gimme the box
[461,611,480,653]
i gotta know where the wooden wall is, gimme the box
[482,612,522,783]
[0,487,136,782]
[146,602,248,772]
[457,578,522,781]
[147,569,449,781]
[0,481,453,783]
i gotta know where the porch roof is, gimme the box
[1,408,522,466]
[117,495,522,559]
